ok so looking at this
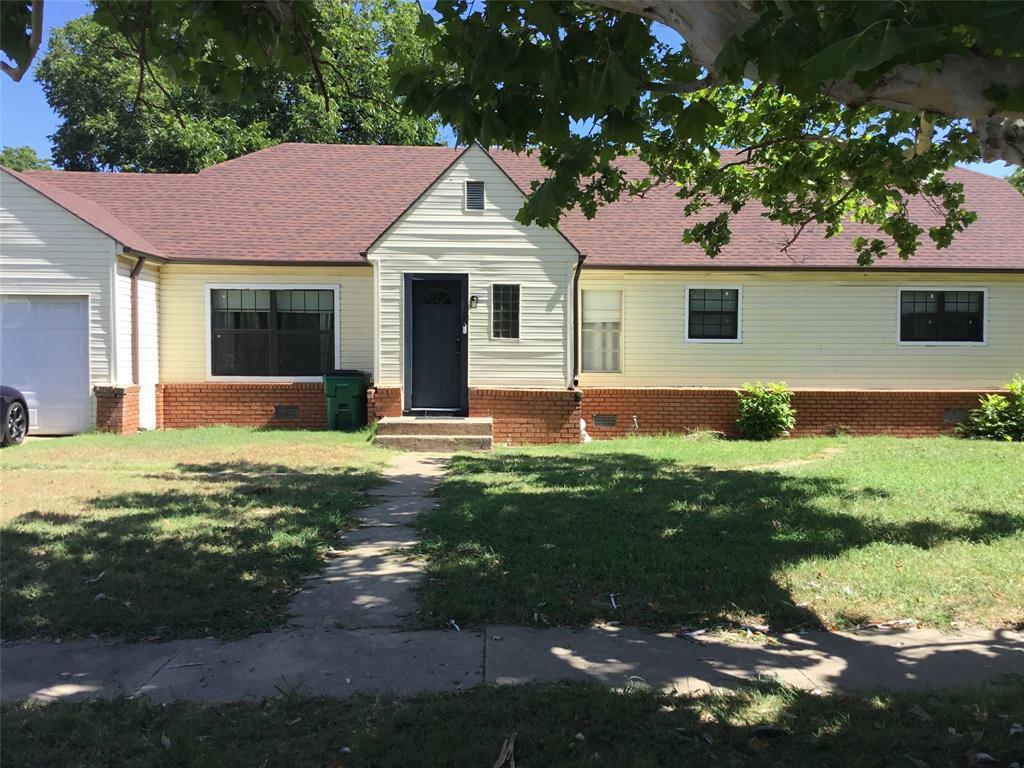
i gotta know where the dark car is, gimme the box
[1,385,29,447]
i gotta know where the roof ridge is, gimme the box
[199,142,462,174]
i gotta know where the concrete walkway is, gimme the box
[4,625,1021,703]
[287,452,447,630]
[2,453,1022,703]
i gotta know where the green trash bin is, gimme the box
[323,370,369,431]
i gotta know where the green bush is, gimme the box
[736,382,796,440]
[961,375,1024,441]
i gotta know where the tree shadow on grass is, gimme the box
[0,463,382,641]
[415,453,1023,630]
[4,677,1023,767]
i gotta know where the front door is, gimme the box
[407,276,466,413]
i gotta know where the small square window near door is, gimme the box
[492,284,520,339]
[465,181,485,210]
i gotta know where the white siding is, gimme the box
[115,258,133,383]
[368,144,578,388]
[578,269,1024,389]
[138,261,160,427]
[115,256,160,425]
[0,171,117,388]
[159,264,373,382]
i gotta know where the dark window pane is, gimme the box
[210,288,336,376]
[900,290,983,342]
[212,332,270,376]
[689,288,739,340]
[492,284,520,339]
[278,332,332,376]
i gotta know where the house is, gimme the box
[1,143,1021,445]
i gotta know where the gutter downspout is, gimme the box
[571,253,586,387]
[129,251,147,385]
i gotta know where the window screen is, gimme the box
[492,284,520,339]
[465,180,485,210]
[900,290,983,342]
[211,288,334,376]
[688,288,739,340]
[581,290,621,372]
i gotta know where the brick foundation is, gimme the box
[149,383,994,443]
[94,385,140,434]
[158,383,328,429]
[154,384,165,429]
[581,388,994,439]
[470,387,582,445]
[367,386,402,423]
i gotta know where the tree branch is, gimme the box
[1,0,44,82]
[128,0,153,122]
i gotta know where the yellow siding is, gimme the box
[368,144,578,388]
[578,270,1024,389]
[159,263,373,382]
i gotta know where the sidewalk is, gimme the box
[3,453,1021,703]
[4,624,1021,703]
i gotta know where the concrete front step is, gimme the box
[374,434,493,452]
[375,416,493,437]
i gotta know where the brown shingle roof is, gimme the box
[20,143,1024,271]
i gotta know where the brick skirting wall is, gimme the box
[470,388,582,445]
[158,383,327,429]
[94,385,139,434]
[367,386,402,422]
[123,383,993,442]
[581,388,994,439]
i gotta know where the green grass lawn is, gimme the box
[415,435,1024,631]
[0,428,390,641]
[4,679,1022,767]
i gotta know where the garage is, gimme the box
[0,295,91,435]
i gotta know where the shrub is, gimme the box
[961,375,1024,441]
[736,381,796,440]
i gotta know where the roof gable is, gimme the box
[365,143,579,258]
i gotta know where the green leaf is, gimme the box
[594,51,637,111]
[714,35,747,80]
[675,99,725,142]
[804,22,949,82]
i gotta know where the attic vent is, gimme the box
[465,180,485,210]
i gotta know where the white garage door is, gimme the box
[0,295,91,435]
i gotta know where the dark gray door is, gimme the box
[409,278,465,411]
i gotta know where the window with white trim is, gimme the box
[581,290,621,372]
[899,289,984,343]
[492,284,520,339]
[465,180,485,210]
[211,288,335,376]
[687,287,740,341]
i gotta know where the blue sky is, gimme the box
[0,0,1012,179]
